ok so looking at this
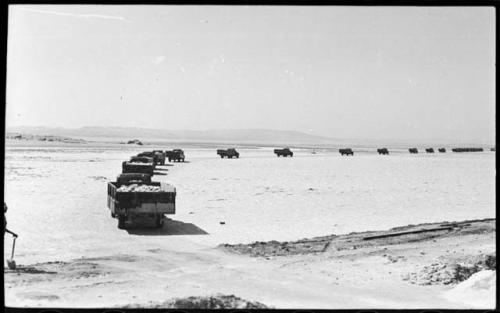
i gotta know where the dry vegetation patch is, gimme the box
[403,254,496,285]
[123,294,269,309]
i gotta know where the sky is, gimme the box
[6,5,496,143]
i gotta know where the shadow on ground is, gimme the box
[126,218,209,236]
[153,171,167,176]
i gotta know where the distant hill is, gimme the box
[6,126,334,145]
[6,132,86,144]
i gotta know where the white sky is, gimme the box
[6,5,496,143]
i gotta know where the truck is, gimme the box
[339,148,354,156]
[107,173,176,229]
[217,148,239,158]
[122,156,155,176]
[377,148,389,155]
[137,151,161,166]
[152,150,166,165]
[274,148,293,157]
[165,149,185,162]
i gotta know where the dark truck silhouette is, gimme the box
[137,151,162,166]
[339,148,354,156]
[274,148,293,157]
[165,149,185,162]
[409,148,418,154]
[122,156,155,176]
[452,148,484,152]
[107,173,176,229]
[426,148,435,153]
[377,148,389,155]
[438,148,446,153]
[217,148,239,158]
[152,150,166,165]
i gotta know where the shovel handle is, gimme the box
[11,236,16,260]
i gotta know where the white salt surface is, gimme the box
[4,146,496,264]
[444,270,496,308]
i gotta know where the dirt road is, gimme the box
[5,218,495,309]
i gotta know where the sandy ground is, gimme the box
[3,140,496,308]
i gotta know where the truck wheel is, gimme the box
[118,216,126,229]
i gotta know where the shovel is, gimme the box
[7,235,17,270]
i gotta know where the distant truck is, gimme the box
[107,173,176,229]
[217,148,240,158]
[274,148,293,157]
[438,148,446,153]
[377,148,389,155]
[409,148,418,154]
[451,148,484,153]
[137,151,162,166]
[165,149,185,162]
[339,148,354,156]
[426,148,435,153]
[122,156,155,176]
[152,150,166,165]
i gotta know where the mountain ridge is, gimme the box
[6,126,333,144]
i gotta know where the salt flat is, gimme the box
[3,142,496,308]
[5,144,495,257]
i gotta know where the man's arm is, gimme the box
[5,229,18,238]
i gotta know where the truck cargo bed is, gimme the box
[107,181,176,216]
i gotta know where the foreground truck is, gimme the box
[165,149,185,162]
[107,173,176,229]
[122,156,155,176]
[217,148,240,158]
[274,148,293,157]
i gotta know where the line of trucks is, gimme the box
[108,145,494,229]
[217,147,493,157]
[108,149,185,229]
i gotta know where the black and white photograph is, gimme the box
[3,4,496,309]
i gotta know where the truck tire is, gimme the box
[118,216,126,229]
